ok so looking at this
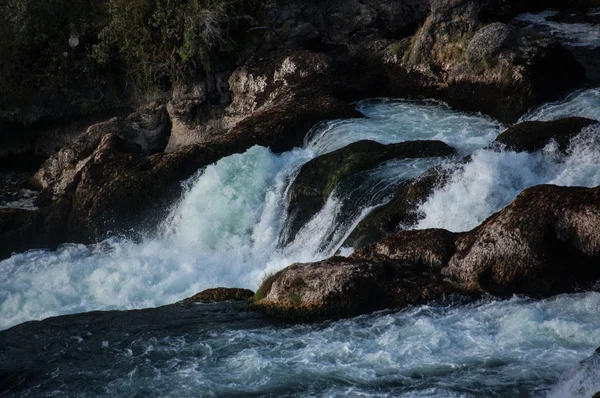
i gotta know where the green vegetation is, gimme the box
[0,0,267,123]
[255,270,284,301]
[93,0,265,93]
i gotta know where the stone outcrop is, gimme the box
[492,117,598,152]
[256,184,600,320]
[283,140,454,245]
[182,288,255,303]
[34,104,171,199]
[256,229,465,319]
[396,0,586,122]
[444,184,600,296]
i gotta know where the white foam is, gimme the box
[306,99,502,156]
[417,124,600,232]
[96,292,600,397]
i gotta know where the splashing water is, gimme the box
[1,90,600,397]
[0,100,502,330]
[416,124,600,232]
[520,88,600,122]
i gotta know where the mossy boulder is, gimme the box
[493,117,598,153]
[282,140,454,245]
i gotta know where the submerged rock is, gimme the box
[282,140,454,245]
[493,117,598,152]
[343,166,452,249]
[182,288,255,303]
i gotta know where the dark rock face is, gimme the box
[182,288,255,303]
[493,117,598,152]
[34,104,171,200]
[466,23,515,61]
[257,184,600,320]
[444,184,600,296]
[282,140,454,245]
[343,166,452,249]
[355,229,459,270]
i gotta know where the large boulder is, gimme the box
[34,104,171,199]
[444,184,600,296]
[282,140,454,245]
[493,117,598,152]
[400,0,587,123]
[256,229,461,320]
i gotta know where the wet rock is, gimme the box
[182,288,255,303]
[493,117,598,152]
[343,166,452,249]
[355,229,459,270]
[444,184,600,296]
[258,184,600,321]
[226,94,363,153]
[0,208,67,260]
[255,229,463,320]
[283,140,454,245]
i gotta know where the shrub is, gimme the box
[93,0,266,94]
[0,0,267,123]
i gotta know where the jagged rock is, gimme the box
[34,104,171,199]
[343,166,452,249]
[182,288,255,303]
[226,94,363,153]
[444,184,600,296]
[493,117,598,152]
[226,51,335,127]
[283,140,454,245]
[402,0,586,122]
[165,73,231,152]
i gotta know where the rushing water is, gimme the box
[514,10,600,48]
[2,293,599,397]
[1,88,600,396]
[0,99,503,330]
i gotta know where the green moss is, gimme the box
[254,270,284,301]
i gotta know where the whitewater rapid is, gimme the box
[0,99,503,329]
[1,90,600,330]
